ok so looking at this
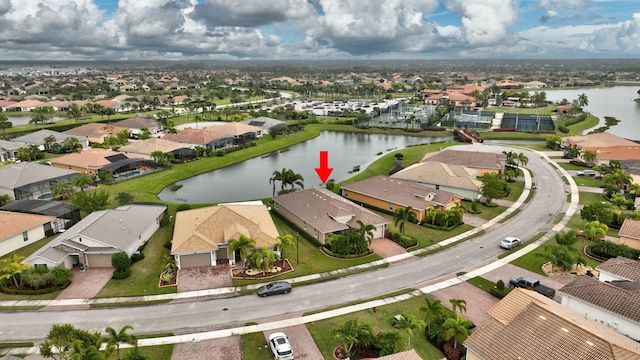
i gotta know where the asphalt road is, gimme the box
[0,145,567,342]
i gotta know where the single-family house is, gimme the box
[0,162,81,201]
[118,138,196,162]
[64,123,130,144]
[0,100,17,111]
[464,288,640,360]
[562,132,640,164]
[340,176,462,223]
[597,256,640,283]
[0,211,56,256]
[112,116,163,137]
[420,149,504,175]
[0,199,81,227]
[171,202,279,269]
[559,274,640,341]
[204,122,263,144]
[273,188,389,245]
[12,100,45,112]
[391,161,482,200]
[0,140,22,162]
[620,160,640,185]
[162,128,233,150]
[618,219,640,251]
[12,129,89,151]
[50,148,156,178]
[24,204,167,269]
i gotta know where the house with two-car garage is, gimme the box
[24,203,167,269]
[171,201,279,269]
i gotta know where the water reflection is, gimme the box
[158,132,454,204]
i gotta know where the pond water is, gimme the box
[5,115,68,126]
[543,86,640,140]
[158,132,454,204]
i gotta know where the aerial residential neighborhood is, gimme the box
[0,58,639,360]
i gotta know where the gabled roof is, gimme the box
[619,219,640,240]
[559,276,640,323]
[0,210,55,240]
[341,176,461,209]
[421,149,502,170]
[0,139,23,151]
[12,129,88,146]
[171,203,278,253]
[597,257,640,282]
[119,138,191,155]
[464,288,640,360]
[391,161,481,191]
[50,148,142,170]
[162,128,231,145]
[112,116,160,130]
[273,188,389,234]
[203,122,262,136]
[563,132,638,148]
[0,162,80,189]
[63,123,129,138]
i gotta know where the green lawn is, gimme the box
[306,295,445,360]
[381,210,474,249]
[243,332,273,360]
[473,204,508,221]
[504,180,525,202]
[508,143,547,151]
[557,162,591,171]
[578,191,606,206]
[565,213,619,237]
[510,236,602,276]
[106,345,173,360]
[572,176,604,188]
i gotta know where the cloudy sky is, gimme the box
[0,0,638,60]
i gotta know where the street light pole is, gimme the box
[296,232,299,264]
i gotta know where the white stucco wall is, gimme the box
[0,225,47,257]
[561,295,640,341]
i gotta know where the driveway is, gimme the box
[177,264,232,293]
[370,237,412,260]
[429,281,498,328]
[171,336,241,360]
[55,267,113,299]
[263,325,323,360]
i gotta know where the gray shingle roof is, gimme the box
[0,162,80,189]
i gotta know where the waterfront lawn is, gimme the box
[306,295,445,360]
[565,114,599,135]
[97,226,176,298]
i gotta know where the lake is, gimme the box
[5,115,68,126]
[543,86,640,140]
[158,132,454,204]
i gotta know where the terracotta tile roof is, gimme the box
[50,148,142,170]
[162,128,230,146]
[559,276,640,323]
[563,132,638,148]
[374,349,423,360]
[203,122,262,136]
[391,161,481,191]
[0,100,17,107]
[0,211,55,239]
[273,188,389,234]
[597,257,640,282]
[590,146,640,161]
[421,149,502,170]
[619,219,640,240]
[63,123,129,139]
[171,203,279,253]
[119,138,189,156]
[465,288,640,360]
[341,176,461,209]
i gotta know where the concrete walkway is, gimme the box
[3,149,583,355]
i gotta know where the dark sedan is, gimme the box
[257,281,292,297]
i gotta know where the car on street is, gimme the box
[257,281,292,297]
[268,332,294,360]
[500,236,521,249]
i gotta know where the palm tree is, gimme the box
[72,174,93,192]
[269,169,284,197]
[122,346,148,360]
[449,298,467,314]
[0,113,9,140]
[420,298,445,334]
[584,220,608,241]
[555,230,578,247]
[69,339,104,360]
[582,150,597,167]
[333,319,375,357]
[283,168,304,191]
[103,325,137,360]
[228,235,256,274]
[67,103,83,125]
[393,206,417,235]
[250,246,276,275]
[51,180,75,200]
[393,313,425,349]
[162,254,178,273]
[356,220,376,247]
[377,330,402,356]
[577,93,589,110]
[441,315,473,349]
[274,234,295,267]
[535,244,575,272]
[517,152,529,169]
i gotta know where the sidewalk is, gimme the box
[3,150,583,353]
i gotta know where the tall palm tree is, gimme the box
[393,206,417,235]
[420,298,445,334]
[0,113,9,140]
[103,325,137,360]
[283,168,304,191]
[67,103,83,125]
[356,220,376,246]
[70,339,104,360]
[577,93,589,110]
[393,313,425,349]
[249,246,276,275]
[582,150,597,167]
[269,169,285,197]
[555,229,578,247]
[441,315,473,349]
[228,235,256,274]
[274,234,295,267]
[449,298,467,315]
[517,152,529,169]
[51,180,75,200]
[535,244,575,272]
[72,174,93,192]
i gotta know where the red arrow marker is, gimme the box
[314,151,334,184]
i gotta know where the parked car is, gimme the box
[257,281,292,297]
[577,170,596,177]
[508,276,556,298]
[500,236,521,249]
[268,332,294,360]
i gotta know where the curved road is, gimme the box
[0,145,567,342]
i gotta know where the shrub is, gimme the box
[111,252,130,272]
[492,128,517,132]
[558,124,569,133]
[395,235,417,248]
[112,269,131,279]
[131,251,145,263]
[216,150,225,156]
[496,279,505,291]
[424,127,446,131]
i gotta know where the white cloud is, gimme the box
[539,0,592,10]
[191,0,316,27]
[443,0,519,46]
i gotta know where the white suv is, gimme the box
[500,237,521,249]
[269,332,294,360]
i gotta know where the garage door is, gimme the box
[87,254,113,268]
[180,253,212,268]
[373,226,384,239]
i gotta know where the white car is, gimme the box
[268,332,294,360]
[500,236,521,249]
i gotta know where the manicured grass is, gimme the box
[96,226,176,298]
[106,345,173,360]
[578,191,605,206]
[572,176,604,188]
[306,295,445,360]
[504,180,525,202]
[565,114,599,135]
[510,236,602,275]
[485,105,557,116]
[565,213,619,238]
[557,162,590,171]
[243,332,273,360]
[473,204,508,221]
[381,210,475,249]
[475,131,548,141]
[508,143,547,151]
